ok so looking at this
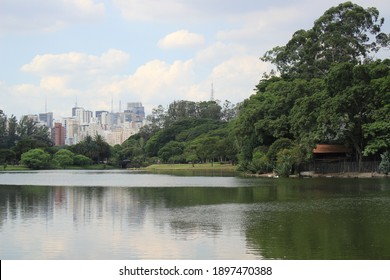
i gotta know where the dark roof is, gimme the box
[313,144,352,154]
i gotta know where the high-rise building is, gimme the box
[25,114,39,122]
[72,107,93,125]
[39,112,53,128]
[126,102,145,124]
[52,122,65,146]
[62,117,79,145]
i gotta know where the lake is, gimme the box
[1,170,390,260]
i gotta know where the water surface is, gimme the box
[1,170,390,259]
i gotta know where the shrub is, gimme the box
[267,138,293,163]
[53,149,74,168]
[249,151,271,174]
[379,151,390,175]
[274,149,294,177]
[21,148,51,169]
[73,154,93,166]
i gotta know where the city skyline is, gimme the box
[1,0,389,119]
[22,101,146,146]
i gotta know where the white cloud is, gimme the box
[195,42,246,65]
[216,6,308,49]
[209,56,271,103]
[158,30,205,49]
[110,59,196,107]
[0,0,105,34]
[21,49,130,78]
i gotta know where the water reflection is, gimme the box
[1,175,390,259]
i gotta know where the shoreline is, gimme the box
[252,172,388,179]
[143,163,237,172]
[143,164,389,178]
[2,163,388,179]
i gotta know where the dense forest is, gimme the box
[1,2,390,175]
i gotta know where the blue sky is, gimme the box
[1,0,389,119]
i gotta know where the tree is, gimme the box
[53,149,74,168]
[94,134,111,163]
[158,141,185,163]
[6,115,18,148]
[221,100,238,122]
[11,116,52,161]
[0,149,15,164]
[17,116,51,146]
[379,151,390,175]
[249,150,271,174]
[275,149,294,177]
[197,101,222,120]
[73,154,93,166]
[262,2,389,79]
[71,135,98,162]
[266,138,294,164]
[194,136,220,165]
[0,110,7,149]
[363,60,390,155]
[289,79,327,157]
[20,148,51,169]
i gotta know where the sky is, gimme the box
[1,0,389,119]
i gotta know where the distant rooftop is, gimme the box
[313,144,352,154]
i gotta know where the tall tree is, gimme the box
[0,110,7,149]
[94,134,111,163]
[262,2,389,79]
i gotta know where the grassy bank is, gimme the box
[0,164,117,171]
[62,164,117,170]
[144,163,237,172]
[0,165,29,171]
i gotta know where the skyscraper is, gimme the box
[39,112,53,128]
[52,122,65,146]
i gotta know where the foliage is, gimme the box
[0,112,52,161]
[248,150,271,174]
[379,151,390,175]
[73,154,93,166]
[158,141,185,163]
[274,149,294,177]
[266,138,294,163]
[71,135,111,163]
[0,149,15,164]
[165,100,222,125]
[236,59,390,172]
[116,99,237,168]
[262,1,389,79]
[53,149,74,168]
[20,148,51,169]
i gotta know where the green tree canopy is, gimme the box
[262,2,389,79]
[20,148,51,169]
[53,149,75,168]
